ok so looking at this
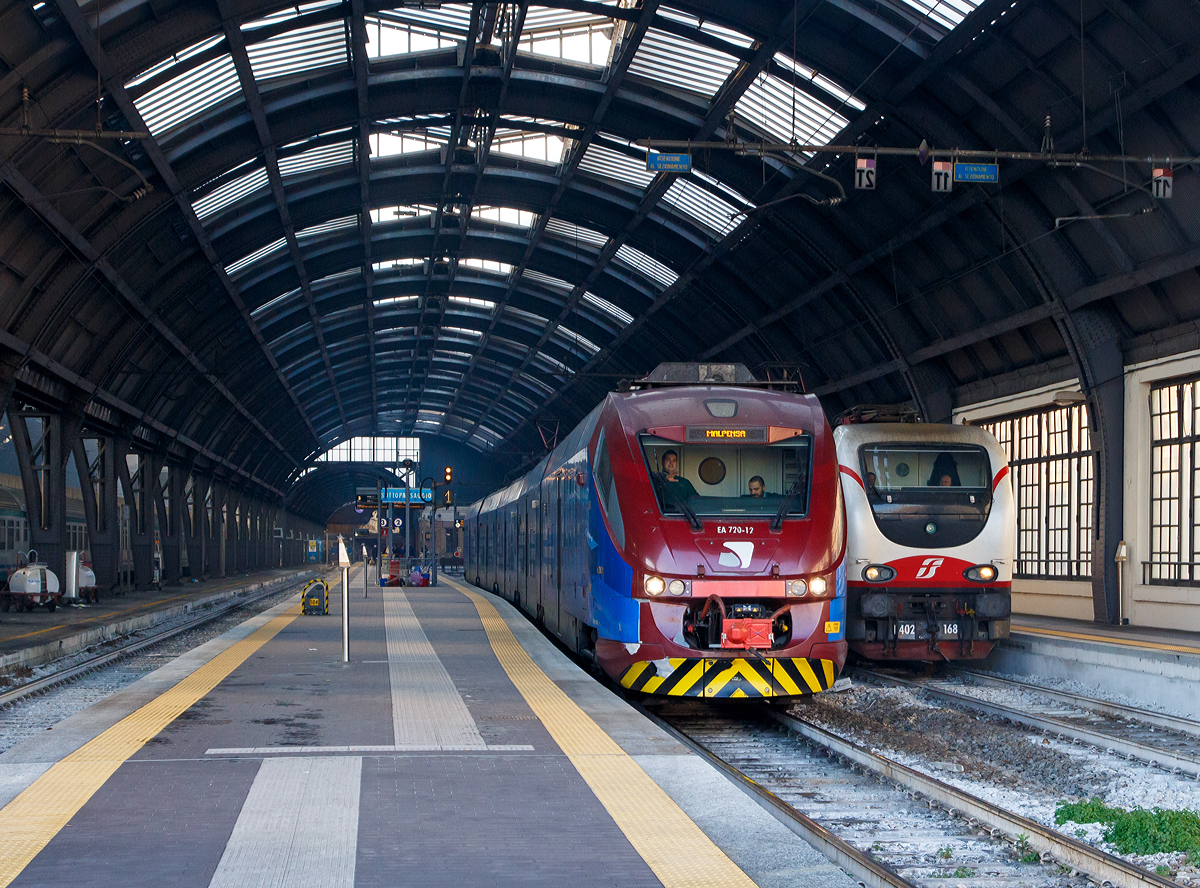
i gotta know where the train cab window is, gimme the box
[640,435,811,518]
[859,444,992,548]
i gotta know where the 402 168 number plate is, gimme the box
[897,622,960,641]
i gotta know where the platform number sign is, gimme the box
[1153,168,1173,199]
[932,161,953,193]
[855,158,876,190]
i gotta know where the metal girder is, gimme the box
[218,0,350,431]
[0,325,282,494]
[443,0,662,437]
[0,158,297,483]
[349,0,380,432]
[51,0,321,458]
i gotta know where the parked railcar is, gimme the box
[466,363,847,699]
[835,421,1015,660]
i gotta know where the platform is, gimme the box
[0,567,855,888]
[983,614,1200,718]
[0,567,319,673]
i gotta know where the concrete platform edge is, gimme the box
[0,569,318,672]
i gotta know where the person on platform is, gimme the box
[658,450,698,506]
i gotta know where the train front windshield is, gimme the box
[640,435,811,517]
[858,444,992,548]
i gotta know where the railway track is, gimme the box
[0,572,319,710]
[850,666,1200,778]
[650,700,1177,888]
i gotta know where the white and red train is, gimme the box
[464,364,848,699]
[834,421,1015,660]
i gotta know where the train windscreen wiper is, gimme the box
[674,495,704,532]
[770,477,805,532]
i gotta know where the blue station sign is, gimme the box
[953,162,999,184]
[381,488,433,504]
[646,153,692,173]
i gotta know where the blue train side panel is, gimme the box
[587,490,638,643]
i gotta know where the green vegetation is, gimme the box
[1156,865,1172,876]
[936,845,953,860]
[1020,852,1040,863]
[953,866,976,878]
[1015,834,1030,853]
[1055,798,1200,856]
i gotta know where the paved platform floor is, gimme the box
[0,567,317,668]
[0,566,856,888]
[1011,613,1200,658]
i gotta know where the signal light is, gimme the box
[444,465,453,483]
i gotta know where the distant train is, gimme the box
[465,364,848,699]
[835,419,1014,661]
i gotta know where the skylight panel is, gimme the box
[371,204,436,223]
[459,258,514,275]
[243,0,341,28]
[735,68,849,148]
[125,35,223,90]
[372,132,445,157]
[134,53,240,136]
[367,6,470,58]
[251,287,300,320]
[662,177,742,237]
[582,291,634,325]
[312,268,360,287]
[657,8,755,47]
[473,206,536,229]
[578,143,654,189]
[193,166,268,219]
[278,139,354,178]
[493,131,566,164]
[523,269,574,293]
[519,8,612,64]
[898,0,978,29]
[544,218,608,248]
[443,326,483,339]
[227,236,286,276]
[375,295,419,307]
[627,28,738,98]
[614,244,678,289]
[774,53,866,113]
[449,296,497,311]
[373,258,424,272]
[245,18,348,80]
[556,326,600,355]
[521,373,555,396]
[296,216,357,240]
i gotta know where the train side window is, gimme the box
[593,429,625,548]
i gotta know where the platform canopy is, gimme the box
[0,0,1197,500]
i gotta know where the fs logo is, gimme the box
[915,557,945,580]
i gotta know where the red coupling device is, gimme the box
[721,618,774,650]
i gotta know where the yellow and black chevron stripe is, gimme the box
[618,656,837,698]
[301,579,329,615]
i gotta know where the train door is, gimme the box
[525,496,538,615]
[539,478,554,627]
[554,477,563,638]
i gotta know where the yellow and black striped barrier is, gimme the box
[619,655,838,698]
[301,579,329,616]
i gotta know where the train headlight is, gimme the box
[809,576,828,596]
[862,564,895,583]
[644,575,666,596]
[964,564,998,583]
[975,593,1010,617]
[667,579,688,596]
[787,579,808,596]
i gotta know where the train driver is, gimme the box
[746,476,766,497]
[659,450,699,505]
[928,452,961,487]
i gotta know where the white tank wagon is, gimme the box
[2,552,63,613]
[834,421,1015,661]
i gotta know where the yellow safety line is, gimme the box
[0,601,304,886]
[1012,623,1200,657]
[448,580,758,888]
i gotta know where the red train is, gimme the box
[464,364,848,698]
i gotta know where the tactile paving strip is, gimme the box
[383,588,487,749]
[447,579,759,888]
